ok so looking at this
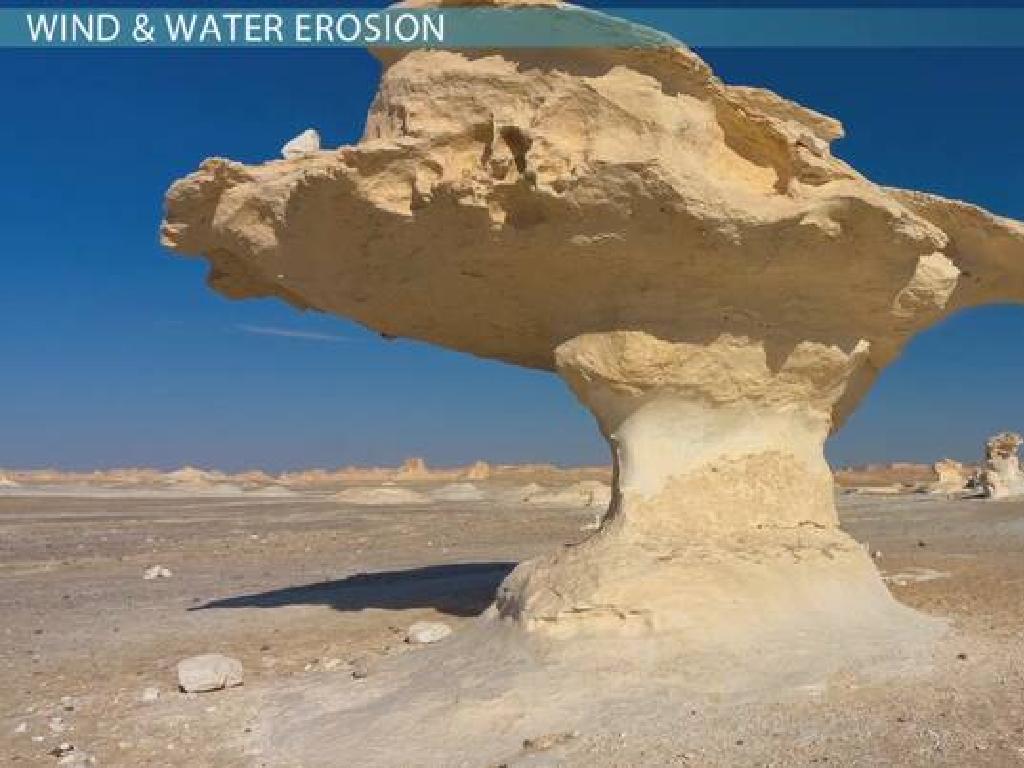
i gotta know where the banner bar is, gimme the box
[6,8,1024,49]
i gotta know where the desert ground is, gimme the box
[2,466,1024,767]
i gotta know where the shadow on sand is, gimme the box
[193,561,517,618]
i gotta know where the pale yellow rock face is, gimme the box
[161,4,1024,640]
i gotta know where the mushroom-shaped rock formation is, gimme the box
[162,4,1024,652]
[980,432,1024,499]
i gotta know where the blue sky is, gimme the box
[1,4,1023,471]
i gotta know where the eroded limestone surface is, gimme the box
[980,432,1024,499]
[161,2,1024,643]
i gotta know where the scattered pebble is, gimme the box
[49,716,68,733]
[350,657,370,679]
[49,742,75,757]
[14,721,27,734]
[176,654,244,693]
[140,686,160,703]
[406,621,452,645]
[143,565,172,580]
[58,752,96,768]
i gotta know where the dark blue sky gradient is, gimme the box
[1,5,1023,470]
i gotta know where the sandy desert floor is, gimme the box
[3,484,1024,767]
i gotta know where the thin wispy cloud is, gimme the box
[235,324,352,343]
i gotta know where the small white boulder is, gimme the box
[281,128,321,160]
[143,565,172,580]
[406,621,452,645]
[140,686,160,703]
[57,752,95,768]
[176,654,244,693]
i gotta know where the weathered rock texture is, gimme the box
[980,432,1024,499]
[931,459,968,494]
[176,654,244,693]
[161,3,1024,645]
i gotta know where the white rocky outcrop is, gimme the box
[464,460,492,480]
[163,466,244,495]
[140,686,161,703]
[979,432,1024,499]
[931,459,968,494]
[394,457,430,481]
[161,1,1024,651]
[281,128,321,159]
[177,653,244,693]
[406,621,452,644]
[143,565,173,580]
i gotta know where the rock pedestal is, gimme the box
[495,332,923,645]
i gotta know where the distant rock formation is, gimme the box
[835,462,934,491]
[165,466,221,481]
[464,460,491,481]
[980,432,1024,499]
[163,466,244,495]
[931,459,969,494]
[394,457,429,481]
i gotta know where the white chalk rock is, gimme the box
[176,654,244,693]
[281,128,320,160]
[406,621,452,645]
[980,432,1024,499]
[464,460,491,480]
[140,686,160,703]
[931,459,968,494]
[143,565,172,580]
[57,751,95,767]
